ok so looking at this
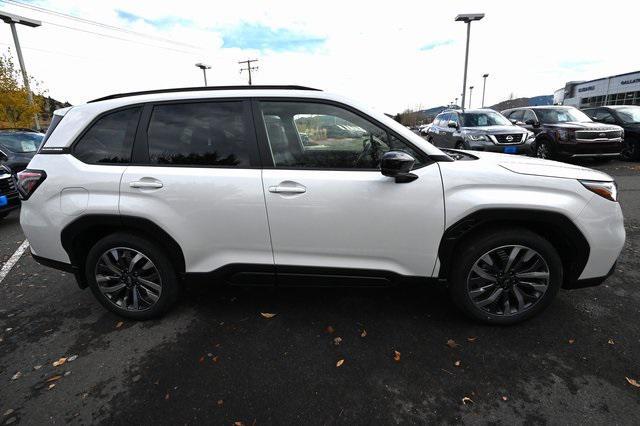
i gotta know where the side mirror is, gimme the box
[525,119,536,126]
[509,119,518,125]
[447,120,458,129]
[381,151,418,183]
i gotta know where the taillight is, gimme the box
[16,169,47,200]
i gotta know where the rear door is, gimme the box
[255,99,445,282]
[119,99,274,276]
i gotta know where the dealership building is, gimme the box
[553,70,640,108]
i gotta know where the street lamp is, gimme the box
[469,86,474,109]
[0,11,41,130]
[195,63,211,86]
[455,13,484,112]
[481,73,489,107]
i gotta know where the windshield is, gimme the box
[615,106,640,124]
[535,108,592,124]
[0,132,44,153]
[460,111,512,127]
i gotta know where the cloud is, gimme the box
[220,22,326,52]
[419,40,454,51]
[116,9,192,28]
[559,59,601,71]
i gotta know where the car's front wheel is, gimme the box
[85,233,180,320]
[621,140,640,161]
[448,228,562,325]
[535,140,550,159]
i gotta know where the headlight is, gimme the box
[466,134,487,141]
[555,129,571,142]
[526,131,535,140]
[580,180,618,202]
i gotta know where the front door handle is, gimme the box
[130,180,163,189]
[268,182,306,194]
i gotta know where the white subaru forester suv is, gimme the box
[17,86,625,324]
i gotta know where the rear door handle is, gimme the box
[268,183,306,194]
[130,180,163,189]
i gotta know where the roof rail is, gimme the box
[88,85,322,103]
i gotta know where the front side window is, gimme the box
[259,101,424,170]
[74,107,141,164]
[522,110,537,123]
[615,106,640,123]
[508,110,524,122]
[147,101,253,167]
[592,110,616,124]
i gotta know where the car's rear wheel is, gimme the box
[85,233,180,320]
[448,228,562,325]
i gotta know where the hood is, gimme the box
[468,151,613,181]
[461,125,525,134]
[545,122,621,130]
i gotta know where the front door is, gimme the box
[119,100,274,276]
[255,100,444,282]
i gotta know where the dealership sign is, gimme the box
[621,78,640,85]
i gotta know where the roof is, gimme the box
[88,85,321,103]
[438,108,499,114]
[502,105,576,113]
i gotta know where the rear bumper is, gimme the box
[565,262,616,290]
[31,252,87,288]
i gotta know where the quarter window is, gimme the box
[74,107,141,164]
[259,101,425,170]
[147,101,253,167]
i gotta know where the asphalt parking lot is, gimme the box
[1,158,639,425]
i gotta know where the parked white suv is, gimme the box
[17,86,625,324]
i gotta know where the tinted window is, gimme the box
[259,101,425,170]
[74,107,141,164]
[522,110,537,123]
[534,108,592,124]
[460,111,511,127]
[0,132,43,153]
[147,101,252,167]
[592,109,616,124]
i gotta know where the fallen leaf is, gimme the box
[234,422,245,426]
[360,329,367,338]
[217,399,224,406]
[336,359,345,367]
[608,339,615,345]
[165,393,170,400]
[446,339,459,348]
[626,377,640,388]
[325,325,335,334]
[462,396,474,405]
[212,356,219,363]
[467,336,477,342]
[454,360,461,367]
[501,396,508,401]
[115,321,124,328]
[260,312,276,319]
[46,375,62,383]
[48,384,56,390]
[64,371,71,377]
[393,350,401,362]
[53,357,67,367]
[67,355,78,362]
[568,339,575,344]
[198,356,205,363]
[10,372,21,381]
[333,337,342,346]
[3,409,14,416]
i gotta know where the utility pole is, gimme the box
[481,73,489,107]
[469,86,474,109]
[195,63,211,86]
[238,59,259,85]
[455,13,484,112]
[1,11,41,130]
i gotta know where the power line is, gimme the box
[239,59,258,85]
[1,0,201,50]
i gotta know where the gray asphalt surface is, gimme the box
[1,159,639,425]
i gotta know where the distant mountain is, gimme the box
[489,95,552,112]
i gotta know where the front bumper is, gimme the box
[467,139,534,155]
[556,139,623,158]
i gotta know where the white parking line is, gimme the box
[0,240,30,284]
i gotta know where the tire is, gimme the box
[85,233,180,320]
[535,140,551,160]
[455,141,465,149]
[621,141,640,161]
[448,228,563,325]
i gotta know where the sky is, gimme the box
[0,0,638,114]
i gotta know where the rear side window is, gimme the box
[74,107,141,164]
[146,101,253,167]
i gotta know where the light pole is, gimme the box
[195,63,211,86]
[468,86,474,109]
[481,73,489,107]
[455,13,484,112]
[0,11,41,130]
